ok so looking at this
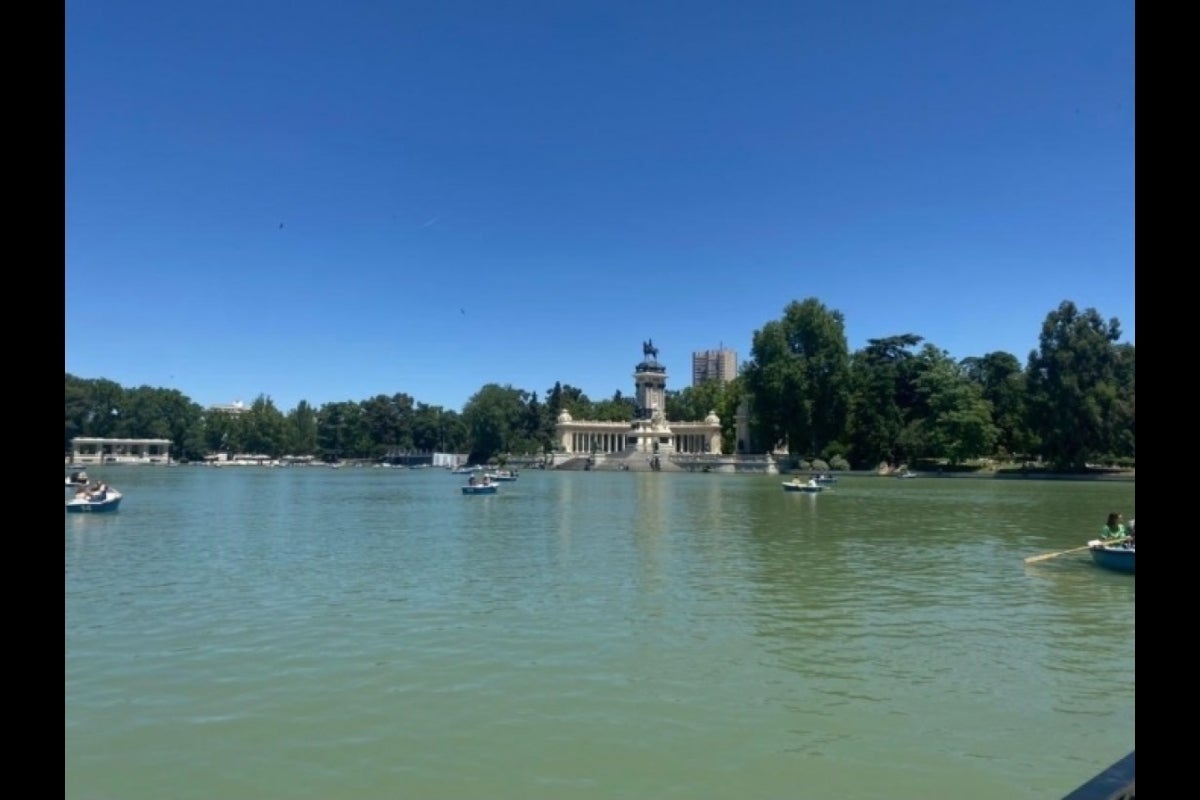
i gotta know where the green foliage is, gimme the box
[462,384,544,462]
[65,296,1133,470]
[742,298,851,458]
[911,345,998,465]
[1025,301,1133,470]
[845,334,923,467]
[65,374,206,461]
[961,351,1028,455]
[285,401,318,455]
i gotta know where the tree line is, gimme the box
[65,298,1133,470]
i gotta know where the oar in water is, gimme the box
[1024,537,1129,564]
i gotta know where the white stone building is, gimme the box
[553,341,721,459]
[70,437,173,465]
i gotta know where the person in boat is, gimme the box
[482,475,492,486]
[806,477,818,488]
[468,475,477,486]
[1099,512,1128,540]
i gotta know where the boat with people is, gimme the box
[815,474,837,486]
[462,474,498,495]
[66,469,90,487]
[782,478,824,493]
[485,469,519,482]
[66,485,123,513]
[1088,539,1134,573]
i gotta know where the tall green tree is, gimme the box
[360,393,416,456]
[1110,343,1135,459]
[243,395,287,457]
[742,298,852,457]
[846,334,923,467]
[961,351,1029,458]
[911,345,998,464]
[316,401,365,460]
[462,384,530,462]
[410,403,445,453]
[1024,301,1128,469]
[284,401,319,456]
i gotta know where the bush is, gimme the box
[829,455,850,471]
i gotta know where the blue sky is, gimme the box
[66,0,1134,414]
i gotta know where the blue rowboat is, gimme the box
[1088,540,1134,574]
[66,489,123,513]
[462,484,498,495]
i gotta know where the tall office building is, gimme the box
[692,348,738,387]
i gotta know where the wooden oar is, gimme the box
[1024,537,1129,564]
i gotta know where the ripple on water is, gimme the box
[66,469,1134,800]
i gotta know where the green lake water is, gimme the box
[65,466,1134,799]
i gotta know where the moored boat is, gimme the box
[485,470,519,482]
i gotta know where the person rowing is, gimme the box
[1099,512,1129,541]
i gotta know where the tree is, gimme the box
[912,345,997,464]
[742,298,852,457]
[961,351,1029,458]
[284,401,319,456]
[316,401,364,460]
[1024,301,1128,469]
[243,395,287,457]
[591,389,637,422]
[846,334,923,467]
[462,384,529,462]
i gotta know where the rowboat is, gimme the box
[66,489,123,513]
[1088,540,1134,574]
[782,480,824,493]
[461,483,498,495]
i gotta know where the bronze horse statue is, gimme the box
[642,339,658,360]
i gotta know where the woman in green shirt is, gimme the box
[1100,512,1128,540]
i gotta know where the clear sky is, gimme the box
[66,0,1134,414]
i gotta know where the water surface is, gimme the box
[66,467,1135,799]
